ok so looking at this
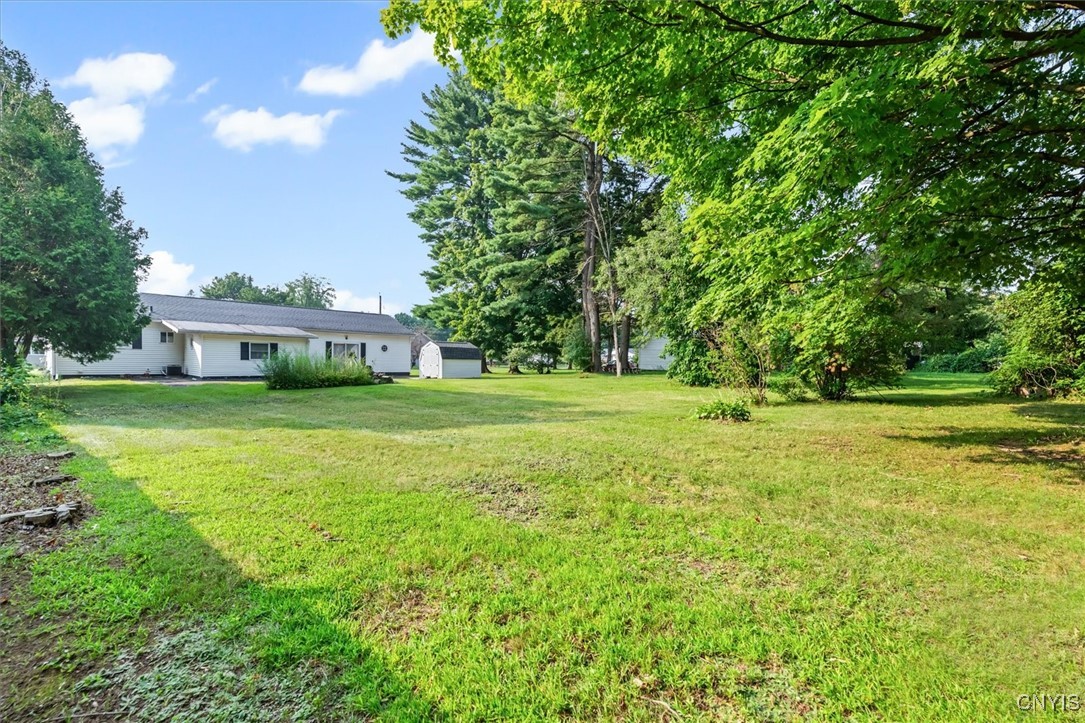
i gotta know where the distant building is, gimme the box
[634,337,673,371]
[417,341,482,379]
[46,293,413,378]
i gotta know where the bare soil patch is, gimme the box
[0,451,91,555]
[626,654,818,721]
[460,475,543,523]
[355,587,441,641]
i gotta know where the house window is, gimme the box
[131,332,143,350]
[160,331,175,343]
[331,342,364,360]
[250,342,270,360]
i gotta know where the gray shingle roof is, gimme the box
[431,341,482,360]
[139,293,412,336]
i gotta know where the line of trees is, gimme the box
[197,271,336,309]
[385,1,1084,397]
[391,72,661,374]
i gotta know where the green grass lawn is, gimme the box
[2,372,1083,720]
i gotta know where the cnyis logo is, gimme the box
[1016,694,1081,712]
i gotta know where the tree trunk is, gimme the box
[618,314,632,374]
[17,332,34,361]
[610,300,622,378]
[581,139,603,373]
[0,322,14,365]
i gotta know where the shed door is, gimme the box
[420,347,439,378]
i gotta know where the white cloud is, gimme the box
[203,106,342,151]
[62,53,175,102]
[186,78,217,102]
[333,290,403,316]
[67,98,144,152]
[298,31,438,97]
[61,52,175,161]
[141,250,196,295]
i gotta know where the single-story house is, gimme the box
[47,292,413,379]
[417,341,482,379]
[634,337,673,371]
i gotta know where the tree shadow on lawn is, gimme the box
[56,382,604,435]
[884,402,1085,485]
[0,443,442,721]
[853,375,997,408]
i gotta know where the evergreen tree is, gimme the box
[392,73,585,365]
[394,72,664,372]
[0,44,150,364]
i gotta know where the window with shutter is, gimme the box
[240,342,250,360]
[359,343,366,361]
[325,341,332,359]
[270,343,279,356]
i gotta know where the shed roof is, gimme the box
[429,341,482,360]
[140,293,411,336]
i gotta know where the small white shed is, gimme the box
[635,336,674,371]
[418,341,482,379]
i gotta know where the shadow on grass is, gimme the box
[852,373,997,408]
[885,404,1085,486]
[0,443,442,720]
[53,381,603,434]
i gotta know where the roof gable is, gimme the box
[140,293,411,336]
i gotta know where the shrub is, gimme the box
[923,334,1007,373]
[768,374,811,402]
[0,362,62,440]
[260,352,375,390]
[783,286,907,400]
[988,349,1080,399]
[667,335,724,387]
[562,325,593,372]
[989,272,1083,398]
[701,319,773,405]
[694,398,751,422]
[923,354,958,372]
[0,361,32,406]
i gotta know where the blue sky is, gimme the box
[2,1,452,315]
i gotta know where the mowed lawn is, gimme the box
[4,372,1084,720]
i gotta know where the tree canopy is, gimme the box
[383,1,1085,306]
[0,44,149,364]
[199,272,335,309]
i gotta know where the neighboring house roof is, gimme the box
[161,320,316,338]
[139,293,412,336]
[429,341,482,360]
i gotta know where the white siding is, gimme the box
[417,343,480,379]
[197,335,308,377]
[635,337,673,371]
[441,358,481,379]
[185,334,203,377]
[303,331,411,375]
[48,322,412,379]
[50,322,184,377]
